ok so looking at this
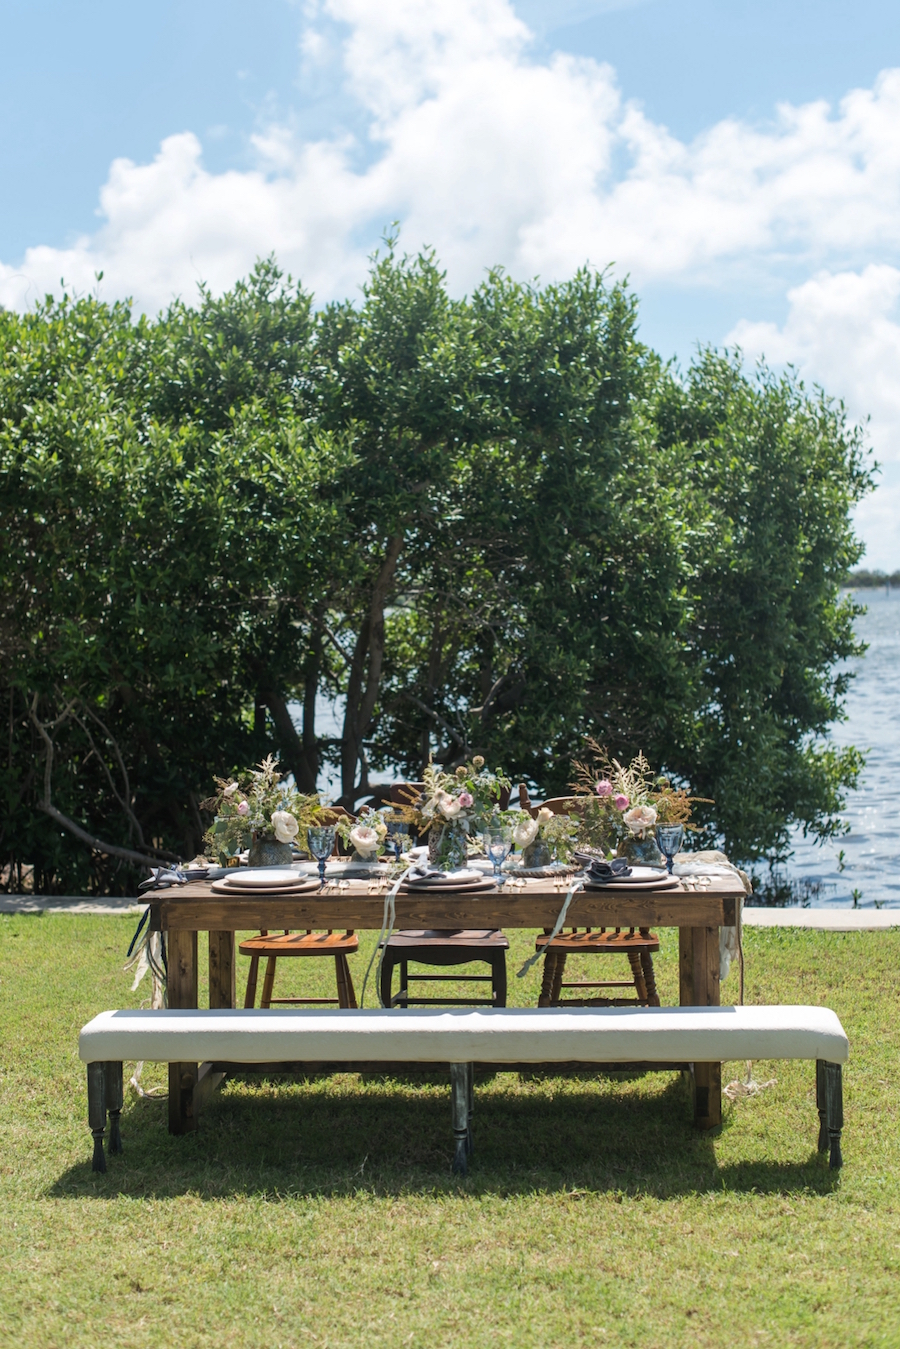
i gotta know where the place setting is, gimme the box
[210,867,321,896]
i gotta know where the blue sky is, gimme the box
[4,0,900,563]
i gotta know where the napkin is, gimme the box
[582,858,633,884]
[138,865,187,892]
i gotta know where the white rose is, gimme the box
[349,824,379,857]
[536,807,553,824]
[624,804,657,835]
[271,810,299,843]
[441,797,462,819]
[223,782,239,797]
[513,818,539,848]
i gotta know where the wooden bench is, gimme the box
[79,1004,848,1176]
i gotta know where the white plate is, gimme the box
[404,877,498,894]
[210,878,321,896]
[404,869,484,887]
[219,868,301,888]
[585,877,680,891]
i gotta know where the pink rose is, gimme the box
[614,794,629,811]
[237,801,249,816]
[595,780,612,797]
[458,792,474,808]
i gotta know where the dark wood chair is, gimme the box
[379,929,509,1008]
[536,926,660,1007]
[240,929,359,1008]
[381,783,510,1010]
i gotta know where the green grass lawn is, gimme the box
[1,914,898,1348]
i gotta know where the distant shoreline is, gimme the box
[844,570,900,588]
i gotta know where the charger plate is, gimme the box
[210,876,321,896]
[403,876,498,894]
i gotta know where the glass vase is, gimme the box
[429,822,468,871]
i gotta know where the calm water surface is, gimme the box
[780,589,900,908]
[299,592,899,907]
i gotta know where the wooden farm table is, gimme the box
[148,874,744,1136]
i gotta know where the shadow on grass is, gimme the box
[50,1068,840,1202]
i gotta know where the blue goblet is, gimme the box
[483,824,513,886]
[655,824,684,874]
[307,824,336,888]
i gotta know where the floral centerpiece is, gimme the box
[202,756,322,867]
[569,741,706,863]
[335,807,389,862]
[399,755,511,869]
[509,807,579,867]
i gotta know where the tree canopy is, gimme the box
[0,249,872,892]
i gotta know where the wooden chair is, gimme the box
[240,929,359,1008]
[379,929,509,1008]
[536,926,660,1007]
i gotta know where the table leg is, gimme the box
[167,928,198,1135]
[679,926,722,1130]
[209,930,236,1008]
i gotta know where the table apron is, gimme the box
[150,892,738,932]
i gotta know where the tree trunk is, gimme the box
[264,690,318,793]
[339,533,404,806]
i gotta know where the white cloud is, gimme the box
[727,266,900,569]
[2,0,899,559]
[4,0,900,314]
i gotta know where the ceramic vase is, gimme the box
[248,834,293,868]
[616,834,665,866]
[521,838,552,868]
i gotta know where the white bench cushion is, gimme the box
[79,1005,848,1066]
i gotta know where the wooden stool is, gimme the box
[240,930,359,1009]
[536,927,660,1007]
[379,929,509,1008]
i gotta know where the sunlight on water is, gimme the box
[293,594,899,907]
[780,588,900,908]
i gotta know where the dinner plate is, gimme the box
[210,877,321,896]
[218,868,302,889]
[403,869,484,887]
[584,877,680,891]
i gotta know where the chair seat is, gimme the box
[536,928,659,953]
[240,931,359,957]
[386,929,509,949]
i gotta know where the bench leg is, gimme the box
[87,1061,107,1173]
[451,1063,469,1175]
[106,1061,124,1155]
[817,1060,843,1169]
[692,1062,722,1130]
[466,1062,474,1157]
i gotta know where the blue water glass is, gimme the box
[386,821,406,862]
[655,824,685,874]
[483,826,513,886]
[307,824,337,887]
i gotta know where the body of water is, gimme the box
[777,588,900,908]
[296,593,899,907]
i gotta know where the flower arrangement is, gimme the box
[569,740,708,857]
[335,807,389,860]
[404,755,511,837]
[201,756,322,863]
[509,807,579,864]
[394,755,511,867]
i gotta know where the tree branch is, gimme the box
[28,694,180,867]
[36,801,176,868]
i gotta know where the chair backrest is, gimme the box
[535,796,585,816]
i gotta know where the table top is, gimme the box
[149,872,744,932]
